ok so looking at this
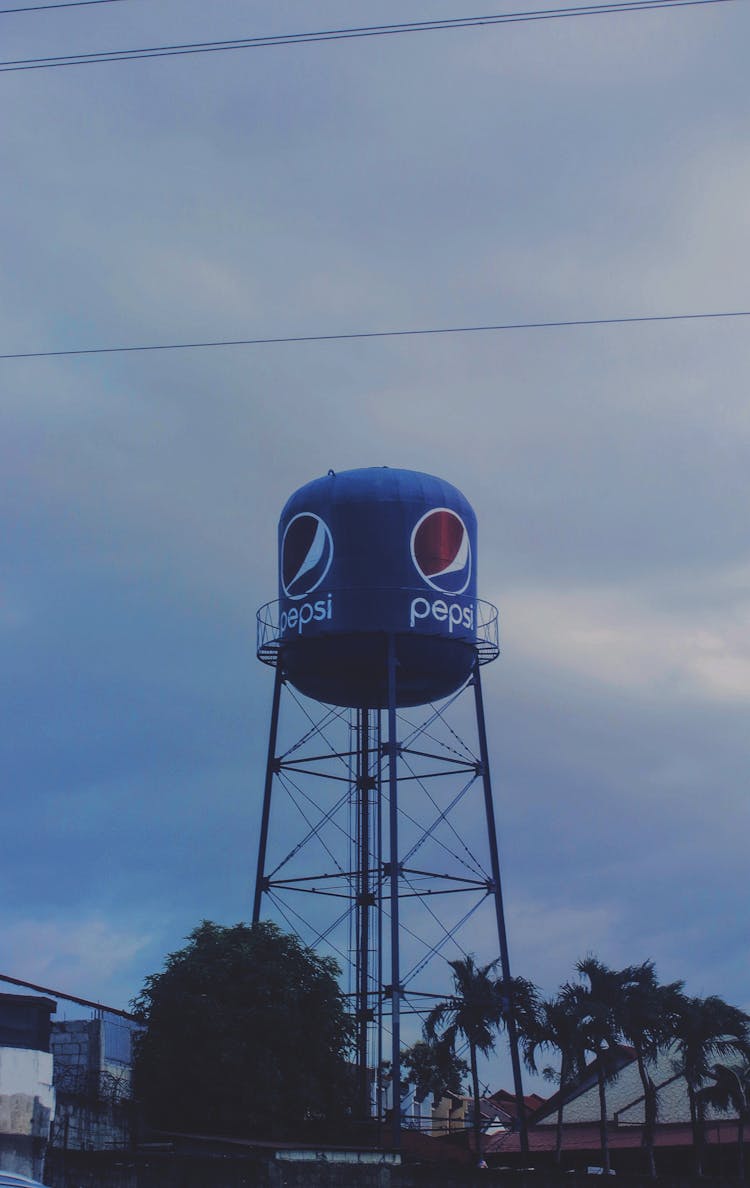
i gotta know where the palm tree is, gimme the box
[425,957,534,1164]
[618,961,684,1177]
[521,988,588,1166]
[672,994,750,1176]
[698,1060,750,1182]
[574,957,635,1174]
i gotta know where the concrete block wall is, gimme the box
[50,1019,134,1152]
[51,1020,101,1077]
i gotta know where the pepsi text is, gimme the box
[409,596,474,633]
[280,593,333,634]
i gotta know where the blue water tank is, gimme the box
[269,467,483,708]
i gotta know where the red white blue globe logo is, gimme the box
[410,508,471,595]
[281,513,334,600]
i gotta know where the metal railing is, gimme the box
[256,592,500,667]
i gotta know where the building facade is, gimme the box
[0,993,57,1180]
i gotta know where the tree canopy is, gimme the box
[402,1037,468,1108]
[132,920,353,1138]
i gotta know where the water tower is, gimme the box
[253,467,527,1147]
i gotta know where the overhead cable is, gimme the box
[3,309,749,361]
[0,0,737,72]
[0,0,129,13]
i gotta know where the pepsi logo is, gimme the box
[410,507,471,595]
[281,513,334,600]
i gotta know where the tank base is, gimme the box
[281,632,477,708]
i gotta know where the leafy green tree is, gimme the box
[522,989,587,1166]
[132,920,353,1139]
[672,995,750,1175]
[425,956,536,1164]
[401,1037,468,1122]
[698,1060,750,1182]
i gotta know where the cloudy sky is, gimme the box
[2,0,749,1093]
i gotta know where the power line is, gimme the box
[0,0,130,13]
[0,0,736,72]
[2,309,749,361]
[0,971,138,1021]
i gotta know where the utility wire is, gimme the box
[0,0,737,72]
[2,310,749,361]
[0,0,130,13]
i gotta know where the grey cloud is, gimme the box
[1,1,747,1072]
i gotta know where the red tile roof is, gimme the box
[489,1089,547,1119]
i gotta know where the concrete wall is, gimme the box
[43,1152,750,1188]
[51,1020,100,1079]
[44,1151,531,1188]
[50,1019,134,1151]
[0,1044,55,1180]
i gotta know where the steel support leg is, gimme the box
[252,664,284,924]
[473,662,529,1155]
[356,708,373,1120]
[386,636,401,1149]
